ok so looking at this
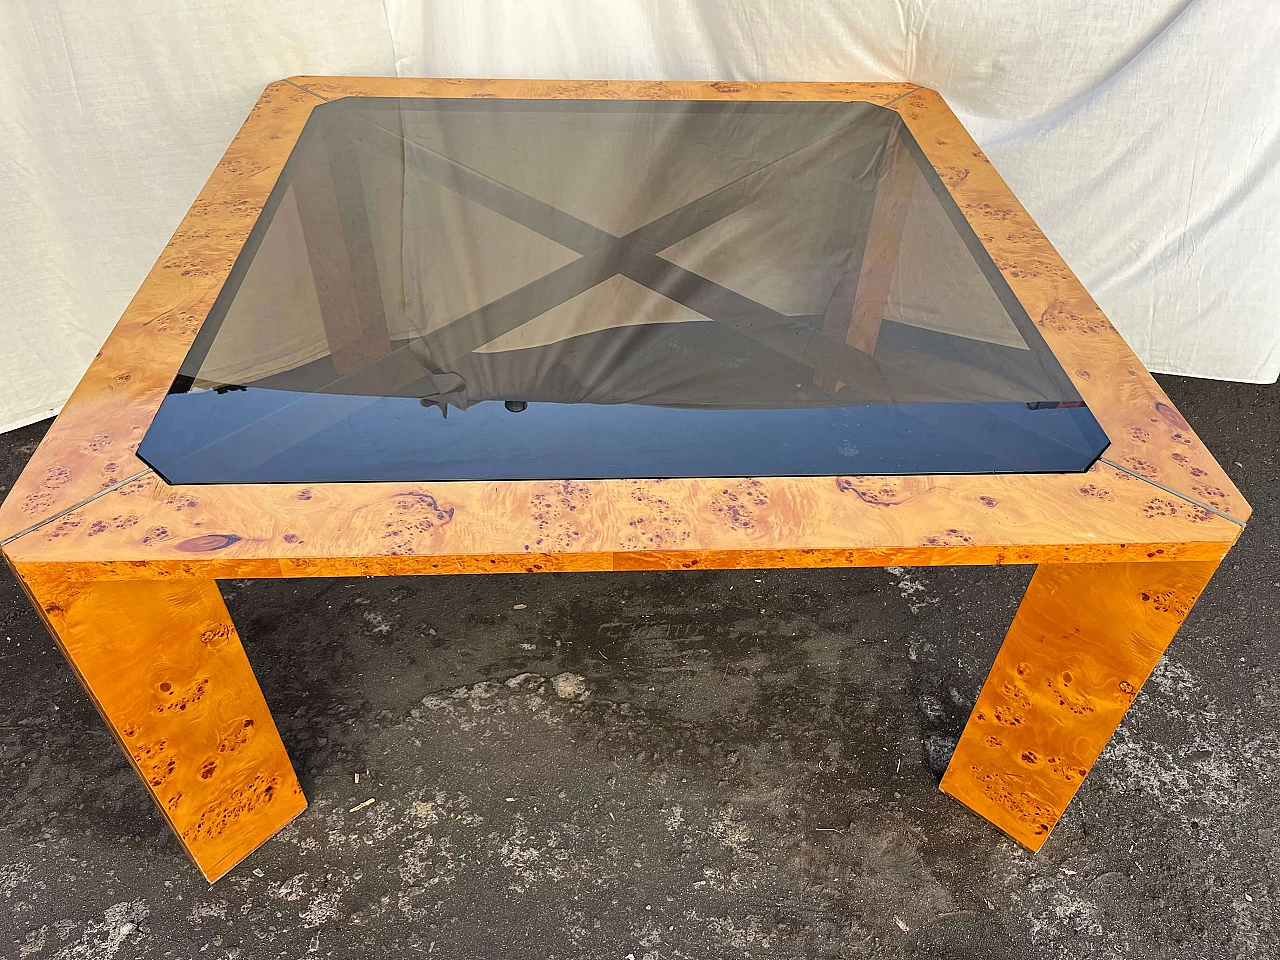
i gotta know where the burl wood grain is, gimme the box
[16,570,306,881]
[0,80,1253,872]
[2,464,1242,579]
[0,79,913,544]
[0,79,1246,570]
[289,77,921,104]
[941,559,1219,849]
[0,81,325,542]
[889,89,1248,523]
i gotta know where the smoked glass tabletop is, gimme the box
[139,97,1109,484]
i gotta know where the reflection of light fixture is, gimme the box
[505,401,528,413]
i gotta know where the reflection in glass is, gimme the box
[140,98,1107,483]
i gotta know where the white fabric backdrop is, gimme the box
[2,0,1276,434]
[0,1,397,433]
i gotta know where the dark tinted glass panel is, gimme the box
[140,97,1108,484]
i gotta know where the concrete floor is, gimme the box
[0,373,1275,960]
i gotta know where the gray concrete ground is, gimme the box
[0,373,1275,960]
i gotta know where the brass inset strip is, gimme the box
[283,77,332,102]
[1,469,154,548]
[1099,456,1246,528]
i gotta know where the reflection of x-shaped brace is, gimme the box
[330,112,963,404]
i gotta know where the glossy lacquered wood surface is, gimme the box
[0,79,1250,878]
[888,89,1247,524]
[0,79,1248,570]
[16,570,306,881]
[941,559,1220,849]
[3,465,1240,578]
[293,77,922,104]
[0,81,323,542]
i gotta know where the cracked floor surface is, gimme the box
[1,373,1276,959]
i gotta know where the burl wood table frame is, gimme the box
[0,79,1251,882]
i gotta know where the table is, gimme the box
[0,78,1250,882]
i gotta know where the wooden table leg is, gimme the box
[14,572,306,881]
[941,558,1221,849]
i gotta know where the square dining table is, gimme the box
[0,78,1250,882]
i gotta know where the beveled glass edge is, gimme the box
[0,81,1248,548]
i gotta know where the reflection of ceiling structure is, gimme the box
[193,99,1076,411]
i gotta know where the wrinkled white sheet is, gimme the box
[0,1,397,432]
[2,0,1275,434]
